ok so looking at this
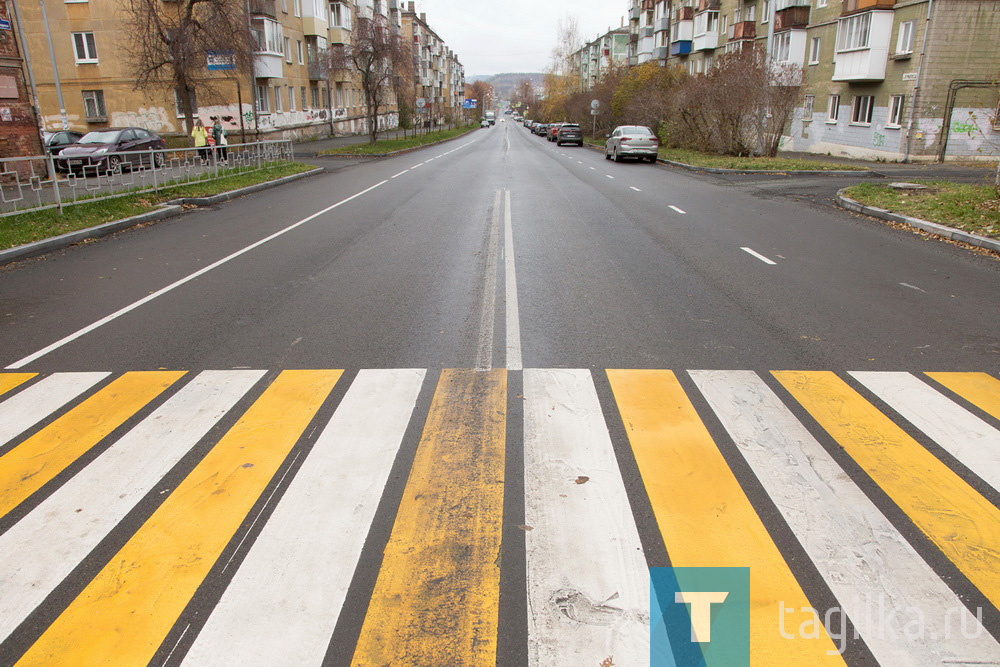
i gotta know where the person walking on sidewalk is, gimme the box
[212,119,228,163]
[192,119,209,162]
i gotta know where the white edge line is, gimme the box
[504,189,522,371]
[669,205,686,214]
[6,180,389,369]
[606,175,614,179]
[391,170,409,179]
[630,186,641,192]
[741,247,777,265]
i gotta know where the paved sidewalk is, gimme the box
[775,150,997,183]
[293,127,462,157]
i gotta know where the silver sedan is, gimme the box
[605,125,660,163]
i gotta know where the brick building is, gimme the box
[0,0,43,166]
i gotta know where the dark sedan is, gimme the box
[556,124,583,146]
[57,127,166,174]
[533,123,549,137]
[42,130,83,157]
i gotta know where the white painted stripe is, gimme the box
[183,369,424,667]
[0,370,264,642]
[410,163,424,169]
[6,180,389,369]
[668,205,686,214]
[590,167,596,170]
[899,282,927,293]
[0,372,109,446]
[605,174,614,179]
[504,189,523,371]
[689,370,1000,663]
[523,369,649,667]
[850,371,1000,492]
[740,247,776,265]
[630,186,641,192]
[476,190,502,371]
[577,161,583,164]
[390,170,409,179]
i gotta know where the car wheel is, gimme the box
[613,147,620,163]
[604,148,610,160]
[648,156,657,163]
[153,152,165,168]
[107,155,122,173]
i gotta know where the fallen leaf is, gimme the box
[517,524,534,531]
[575,476,590,485]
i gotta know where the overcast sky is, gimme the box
[411,0,629,78]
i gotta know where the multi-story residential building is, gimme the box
[569,28,631,91]
[400,2,463,126]
[0,0,43,164]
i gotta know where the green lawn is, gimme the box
[844,181,1000,240]
[319,125,479,156]
[0,162,316,251]
[656,147,869,171]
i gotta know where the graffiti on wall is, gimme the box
[872,132,885,147]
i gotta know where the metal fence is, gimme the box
[0,140,295,217]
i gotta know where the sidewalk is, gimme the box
[293,127,455,157]
[775,150,997,183]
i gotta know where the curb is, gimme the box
[315,127,481,159]
[0,167,323,267]
[836,188,1000,254]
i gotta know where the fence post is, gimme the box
[151,149,158,191]
[48,154,63,215]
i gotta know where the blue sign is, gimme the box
[0,18,11,30]
[462,99,477,109]
[207,50,236,70]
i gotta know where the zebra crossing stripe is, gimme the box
[0,370,265,644]
[606,370,845,663]
[15,370,341,667]
[183,369,425,666]
[523,369,649,666]
[353,369,507,667]
[925,372,1000,421]
[0,373,35,398]
[0,371,184,520]
[0,372,109,448]
[852,371,1000,493]
[774,371,1000,609]
[691,370,1000,663]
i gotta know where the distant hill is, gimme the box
[467,72,545,99]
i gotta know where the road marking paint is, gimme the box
[16,370,341,666]
[691,370,1000,663]
[353,369,506,667]
[925,372,1000,420]
[6,181,389,369]
[0,370,264,643]
[630,186,641,192]
[668,205,686,214]
[899,282,927,293]
[0,371,183,520]
[589,166,595,170]
[605,174,614,179]
[476,191,502,371]
[390,170,409,179]
[504,189,522,371]
[774,371,1000,607]
[0,372,108,447]
[851,371,1000,493]
[741,247,776,265]
[184,369,424,666]
[410,163,424,169]
[0,373,34,398]
[524,369,648,666]
[607,370,844,661]
[577,160,583,164]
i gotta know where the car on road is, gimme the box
[42,130,84,158]
[57,127,167,174]
[524,120,534,130]
[547,123,568,142]
[481,119,490,127]
[556,124,583,146]
[605,125,660,163]
[534,123,549,137]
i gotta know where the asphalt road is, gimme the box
[0,119,998,666]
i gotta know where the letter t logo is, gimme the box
[675,591,729,642]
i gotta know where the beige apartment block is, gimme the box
[570,28,630,91]
[401,1,464,127]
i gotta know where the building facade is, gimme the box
[570,28,631,91]
[0,0,43,163]
[401,2,464,127]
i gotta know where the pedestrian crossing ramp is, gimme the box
[0,368,997,665]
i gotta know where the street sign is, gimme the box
[591,109,599,115]
[0,17,11,30]
[591,99,600,109]
[207,50,236,70]
[416,97,427,108]
[462,98,477,109]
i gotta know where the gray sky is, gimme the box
[411,0,628,77]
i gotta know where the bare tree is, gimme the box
[120,0,255,140]
[467,80,494,113]
[510,78,536,113]
[328,10,405,143]
[550,15,582,78]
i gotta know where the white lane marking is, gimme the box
[689,370,1000,663]
[0,370,264,642]
[740,247,776,265]
[410,163,424,169]
[577,161,583,164]
[850,372,1000,493]
[589,167,596,170]
[184,369,424,667]
[504,189,522,371]
[523,369,649,666]
[668,205,686,214]
[390,170,409,179]
[6,180,388,369]
[605,175,614,179]
[630,186,641,192]
[476,190,502,371]
[0,372,108,445]
[899,282,927,293]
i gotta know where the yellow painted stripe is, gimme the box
[0,371,183,519]
[607,370,844,664]
[0,373,35,398]
[926,372,1000,421]
[16,369,341,667]
[353,369,506,667]
[775,371,1000,606]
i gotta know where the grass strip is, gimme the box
[319,125,479,156]
[844,181,1000,240]
[0,162,315,250]
[656,147,869,171]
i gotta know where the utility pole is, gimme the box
[38,0,68,130]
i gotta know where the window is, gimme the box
[827,94,840,123]
[173,88,198,118]
[72,32,98,63]
[803,95,814,121]
[287,86,294,111]
[817,0,827,6]
[82,90,106,121]
[284,37,292,63]
[809,36,821,64]
[773,31,791,61]
[294,0,301,16]
[258,19,283,54]
[761,0,770,22]
[887,94,904,127]
[744,4,755,21]
[256,84,270,113]
[335,82,344,107]
[274,85,283,112]
[301,86,307,109]
[311,85,320,108]
[850,95,874,124]
[297,40,304,64]
[896,20,915,54]
[836,12,871,51]
[281,0,287,12]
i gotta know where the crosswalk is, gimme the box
[0,368,997,666]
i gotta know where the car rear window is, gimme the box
[622,126,654,135]
[561,125,580,130]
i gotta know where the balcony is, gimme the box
[730,20,756,40]
[676,6,694,20]
[774,5,810,30]
[670,40,692,56]
[832,10,893,80]
[253,53,283,78]
[641,27,654,38]
[627,55,638,65]
[652,45,669,60]
[629,6,640,20]
[641,0,655,9]
[655,17,670,32]
[308,59,324,80]
[697,0,720,10]
[842,0,894,13]
[629,32,639,43]
[693,31,719,51]
[672,18,694,41]
[249,0,276,18]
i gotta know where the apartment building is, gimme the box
[569,28,631,91]
[651,0,999,160]
[400,2,464,126]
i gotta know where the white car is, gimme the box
[605,125,660,163]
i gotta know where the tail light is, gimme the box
[651,137,660,144]
[621,136,632,143]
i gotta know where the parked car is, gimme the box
[556,124,583,146]
[42,130,83,158]
[481,118,490,127]
[524,120,534,130]
[605,125,660,163]
[534,123,549,137]
[58,127,167,173]
[547,123,567,142]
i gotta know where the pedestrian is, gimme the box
[212,119,228,163]
[191,118,209,162]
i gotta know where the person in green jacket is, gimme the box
[212,118,228,163]
[191,119,209,161]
